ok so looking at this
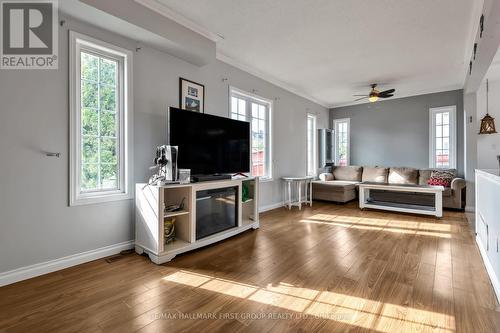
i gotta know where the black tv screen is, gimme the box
[169,107,250,175]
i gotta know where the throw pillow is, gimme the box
[428,170,454,187]
[333,166,363,181]
[362,167,388,183]
[388,167,418,185]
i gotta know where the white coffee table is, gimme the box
[358,182,444,218]
[282,176,314,210]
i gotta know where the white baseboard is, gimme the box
[0,240,134,287]
[476,235,500,305]
[259,201,284,213]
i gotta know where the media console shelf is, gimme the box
[135,177,259,264]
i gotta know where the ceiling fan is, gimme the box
[353,84,395,102]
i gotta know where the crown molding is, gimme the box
[134,0,223,42]
[216,52,329,108]
[461,0,485,86]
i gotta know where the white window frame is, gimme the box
[429,106,457,169]
[69,31,133,206]
[333,118,350,166]
[229,86,273,181]
[306,113,317,176]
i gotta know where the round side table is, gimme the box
[282,176,314,210]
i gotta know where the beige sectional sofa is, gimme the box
[312,166,466,209]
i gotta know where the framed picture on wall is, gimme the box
[179,78,205,113]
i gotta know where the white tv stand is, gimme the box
[135,177,259,264]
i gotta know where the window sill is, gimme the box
[70,191,133,206]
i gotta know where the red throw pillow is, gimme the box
[427,170,454,187]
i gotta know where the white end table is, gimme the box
[282,176,314,210]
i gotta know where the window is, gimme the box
[306,114,317,176]
[69,31,133,206]
[230,87,272,179]
[334,118,350,166]
[430,106,456,169]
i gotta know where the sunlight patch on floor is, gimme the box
[249,289,311,312]
[265,282,320,300]
[311,213,339,221]
[163,270,212,287]
[202,278,257,298]
[161,270,456,332]
[298,214,453,239]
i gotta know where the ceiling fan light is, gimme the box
[369,95,378,102]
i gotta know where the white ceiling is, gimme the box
[148,0,478,107]
[484,46,500,82]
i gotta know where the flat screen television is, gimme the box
[168,107,250,176]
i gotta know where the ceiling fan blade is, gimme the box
[378,89,395,96]
[379,94,394,98]
[354,97,368,101]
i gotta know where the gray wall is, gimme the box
[464,92,478,211]
[330,90,464,176]
[0,16,328,273]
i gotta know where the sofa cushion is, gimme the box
[333,166,363,181]
[312,180,357,192]
[362,167,388,183]
[419,169,457,185]
[318,173,334,181]
[388,167,418,185]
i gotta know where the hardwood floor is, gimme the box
[1,202,499,333]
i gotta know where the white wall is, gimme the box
[477,80,500,169]
[0,16,328,274]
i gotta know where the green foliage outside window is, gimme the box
[80,52,119,191]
